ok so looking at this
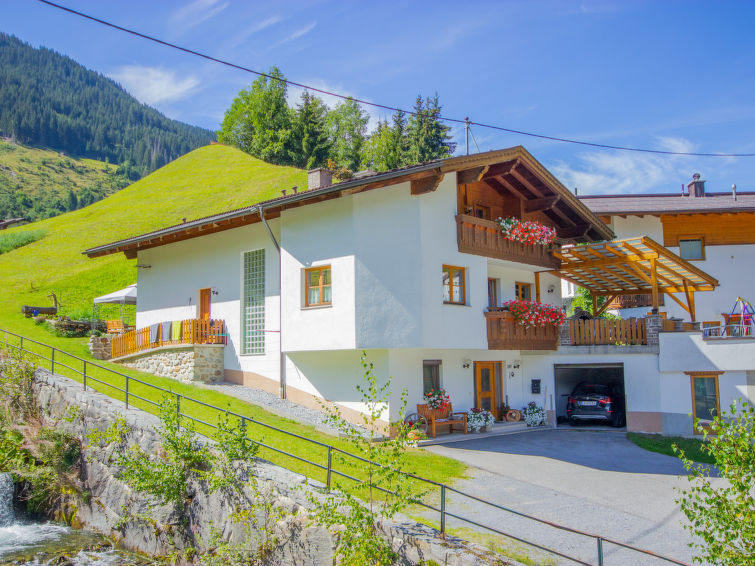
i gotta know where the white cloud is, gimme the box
[272,21,317,48]
[170,0,229,31]
[110,66,200,105]
[227,16,281,48]
[550,136,701,195]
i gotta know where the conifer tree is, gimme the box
[406,94,455,164]
[291,91,331,169]
[326,97,369,173]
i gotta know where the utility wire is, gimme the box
[36,0,755,158]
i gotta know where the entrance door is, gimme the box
[475,362,498,419]
[199,288,211,319]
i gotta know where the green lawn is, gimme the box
[626,432,715,465]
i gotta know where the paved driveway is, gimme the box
[424,429,717,566]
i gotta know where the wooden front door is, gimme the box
[199,288,211,319]
[475,362,498,419]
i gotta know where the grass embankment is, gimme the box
[0,230,45,254]
[0,144,467,498]
[627,432,714,464]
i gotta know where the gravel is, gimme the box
[199,382,371,438]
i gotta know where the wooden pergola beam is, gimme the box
[595,294,619,317]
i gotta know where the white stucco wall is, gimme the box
[136,221,282,381]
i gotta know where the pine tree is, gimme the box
[326,98,369,173]
[406,94,455,164]
[291,91,331,169]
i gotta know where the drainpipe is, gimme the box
[259,206,286,399]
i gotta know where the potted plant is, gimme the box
[496,217,557,245]
[467,408,495,432]
[424,388,451,412]
[522,402,546,427]
[503,299,566,328]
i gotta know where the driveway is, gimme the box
[423,429,716,566]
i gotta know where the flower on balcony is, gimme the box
[467,408,495,431]
[496,217,557,245]
[503,299,566,328]
[424,388,451,412]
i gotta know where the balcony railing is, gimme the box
[608,293,664,309]
[485,308,558,350]
[569,318,647,346]
[112,318,226,359]
[456,214,560,269]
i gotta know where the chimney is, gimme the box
[687,173,706,197]
[732,184,737,201]
[308,168,332,191]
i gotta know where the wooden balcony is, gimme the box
[608,294,664,309]
[112,318,226,359]
[456,214,560,269]
[485,308,558,350]
[569,318,647,346]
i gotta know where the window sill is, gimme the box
[443,301,469,307]
[302,303,333,311]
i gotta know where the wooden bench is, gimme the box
[417,403,468,438]
[105,319,125,334]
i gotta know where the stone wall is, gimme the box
[118,344,224,384]
[28,369,520,566]
[88,334,112,360]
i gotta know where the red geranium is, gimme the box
[503,299,566,328]
[497,217,557,245]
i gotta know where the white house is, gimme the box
[85,149,752,436]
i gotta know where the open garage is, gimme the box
[554,363,625,426]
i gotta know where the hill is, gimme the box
[0,33,215,179]
[0,139,130,221]
[0,144,306,355]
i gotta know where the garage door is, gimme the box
[554,364,624,424]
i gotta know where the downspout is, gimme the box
[259,206,286,399]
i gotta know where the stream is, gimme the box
[0,473,153,565]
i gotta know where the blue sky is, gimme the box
[3,0,755,195]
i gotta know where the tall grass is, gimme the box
[0,230,46,254]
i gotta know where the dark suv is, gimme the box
[566,382,625,427]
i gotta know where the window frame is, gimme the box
[442,264,466,305]
[515,281,532,301]
[678,236,705,261]
[686,371,721,434]
[422,360,442,395]
[487,278,499,308]
[304,265,332,307]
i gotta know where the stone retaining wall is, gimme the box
[117,344,224,384]
[88,334,112,360]
[26,369,520,565]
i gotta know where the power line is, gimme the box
[36,0,755,158]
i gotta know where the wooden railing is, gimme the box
[485,308,558,350]
[608,294,664,309]
[456,214,561,269]
[569,318,647,346]
[111,319,226,359]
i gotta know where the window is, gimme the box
[679,238,704,260]
[305,266,332,306]
[515,282,532,301]
[442,265,466,304]
[241,249,265,355]
[423,360,441,395]
[474,203,491,220]
[688,372,721,433]
[487,278,499,308]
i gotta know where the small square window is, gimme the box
[442,265,466,304]
[679,239,704,260]
[305,266,332,306]
[515,282,532,301]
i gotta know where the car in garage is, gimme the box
[566,382,625,427]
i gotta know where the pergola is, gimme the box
[550,237,719,321]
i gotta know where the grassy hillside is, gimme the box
[0,139,129,220]
[0,143,306,355]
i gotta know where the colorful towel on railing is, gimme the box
[171,321,182,341]
[149,323,160,343]
[161,321,171,341]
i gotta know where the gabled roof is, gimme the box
[84,146,613,259]
[579,192,755,216]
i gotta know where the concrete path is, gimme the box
[424,429,717,566]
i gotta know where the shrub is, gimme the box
[522,402,546,427]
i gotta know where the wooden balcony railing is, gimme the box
[112,319,226,359]
[608,294,664,309]
[569,318,647,346]
[485,308,558,350]
[456,214,561,269]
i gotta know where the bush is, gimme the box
[522,402,546,427]
[674,399,755,565]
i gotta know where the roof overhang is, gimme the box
[83,146,613,259]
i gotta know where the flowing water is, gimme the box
[0,473,152,565]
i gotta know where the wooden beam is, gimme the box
[524,195,561,213]
[664,291,691,314]
[488,175,527,200]
[557,224,591,239]
[683,280,696,322]
[535,272,541,303]
[595,294,618,317]
[592,293,598,315]
[124,250,137,259]
[651,258,659,313]
[479,160,517,181]
[456,167,487,185]
[508,164,544,198]
[411,172,444,195]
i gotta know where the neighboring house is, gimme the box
[84,149,750,436]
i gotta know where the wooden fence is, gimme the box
[569,318,647,346]
[111,319,225,359]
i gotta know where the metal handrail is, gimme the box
[0,328,691,566]
[702,323,755,338]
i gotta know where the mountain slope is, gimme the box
[0,144,306,351]
[0,33,215,178]
[0,139,130,220]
